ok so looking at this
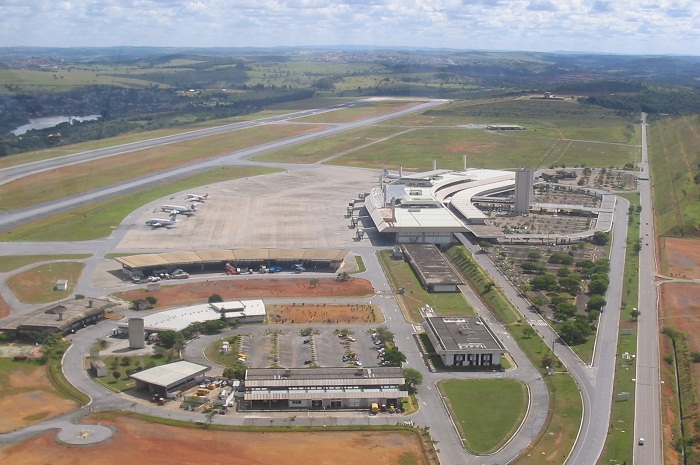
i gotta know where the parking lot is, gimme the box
[237,325,387,369]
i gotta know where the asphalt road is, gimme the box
[633,113,663,465]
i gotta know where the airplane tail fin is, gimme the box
[382,168,389,177]
[169,213,177,221]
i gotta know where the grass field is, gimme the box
[377,250,474,322]
[91,353,176,392]
[439,379,527,454]
[597,193,640,465]
[648,116,700,237]
[6,262,84,303]
[253,125,409,163]
[0,254,91,272]
[0,166,278,241]
[0,123,323,211]
[0,67,155,91]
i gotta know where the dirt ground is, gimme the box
[267,303,381,324]
[659,237,700,278]
[0,414,428,465]
[0,293,8,319]
[0,362,77,433]
[117,277,374,309]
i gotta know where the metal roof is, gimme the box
[129,361,209,388]
[245,389,408,401]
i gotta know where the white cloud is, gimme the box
[0,0,696,54]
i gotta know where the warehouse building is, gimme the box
[242,367,408,410]
[130,360,210,398]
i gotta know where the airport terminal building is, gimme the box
[366,168,516,244]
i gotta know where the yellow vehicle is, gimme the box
[196,388,209,396]
[370,403,379,414]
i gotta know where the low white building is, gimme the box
[423,316,507,367]
[117,299,266,334]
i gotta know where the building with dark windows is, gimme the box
[423,316,507,367]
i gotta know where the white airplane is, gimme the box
[146,213,178,228]
[382,168,400,180]
[161,204,196,215]
[185,193,210,202]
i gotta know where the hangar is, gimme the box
[423,316,507,367]
[130,360,210,398]
[242,367,408,410]
[0,298,119,337]
[115,248,349,279]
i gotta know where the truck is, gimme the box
[370,403,379,414]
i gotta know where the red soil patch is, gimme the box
[267,303,381,324]
[117,277,374,309]
[0,414,428,465]
[659,281,700,463]
[659,237,700,278]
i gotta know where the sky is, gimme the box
[1,0,698,56]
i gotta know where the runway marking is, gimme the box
[528,319,548,327]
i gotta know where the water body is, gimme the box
[11,115,101,136]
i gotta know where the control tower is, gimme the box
[514,168,533,215]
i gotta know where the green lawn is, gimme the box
[92,353,177,393]
[0,254,91,272]
[377,250,474,322]
[439,379,527,454]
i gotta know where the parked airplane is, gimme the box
[146,213,178,228]
[185,193,210,202]
[161,204,196,215]
[382,168,400,180]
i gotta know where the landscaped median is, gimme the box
[445,244,583,465]
[439,379,528,454]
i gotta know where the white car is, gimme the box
[638,438,645,446]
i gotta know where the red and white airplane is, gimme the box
[185,193,210,202]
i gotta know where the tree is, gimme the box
[112,370,121,382]
[158,330,184,349]
[208,294,223,303]
[559,321,590,345]
[588,279,609,296]
[336,272,350,282]
[554,301,577,320]
[530,274,559,292]
[309,278,319,288]
[223,363,247,380]
[373,326,394,344]
[558,275,581,295]
[630,309,641,320]
[587,294,606,311]
[522,326,536,339]
[383,347,406,366]
[402,368,423,392]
